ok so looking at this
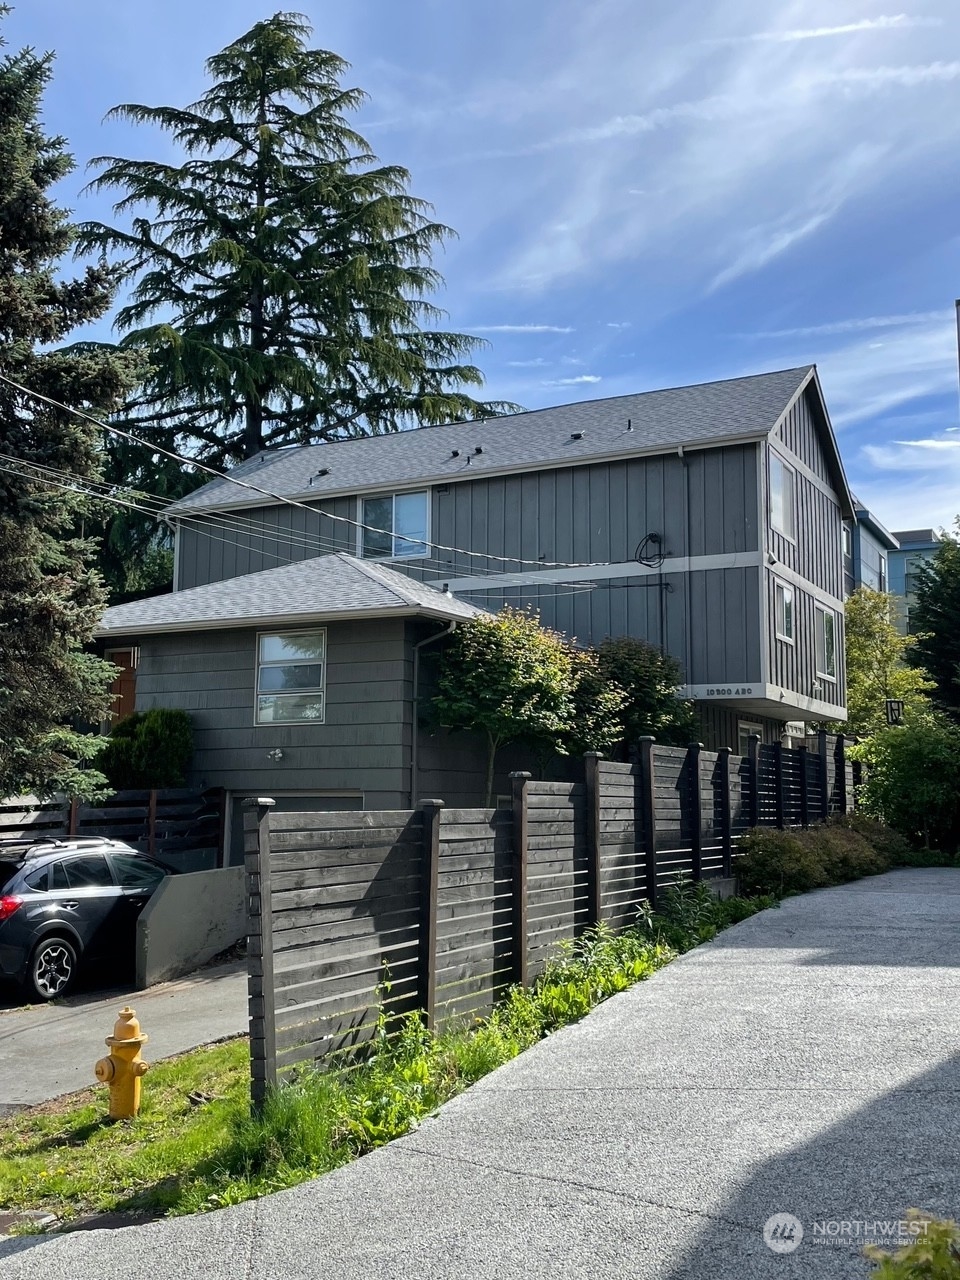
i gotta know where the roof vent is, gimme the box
[571,431,584,441]
[316,468,330,477]
[474,446,483,455]
[626,418,633,431]
[451,449,460,458]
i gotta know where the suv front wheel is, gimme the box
[27,937,77,1001]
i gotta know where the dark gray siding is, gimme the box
[176,495,356,590]
[456,566,761,686]
[422,444,759,580]
[126,619,412,805]
[697,705,787,750]
[767,389,843,599]
[766,571,845,712]
[777,390,828,482]
[854,524,889,592]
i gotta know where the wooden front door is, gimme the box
[105,648,139,724]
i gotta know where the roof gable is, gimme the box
[168,366,815,516]
[96,553,483,637]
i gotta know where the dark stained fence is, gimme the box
[245,732,856,1104]
[0,789,224,871]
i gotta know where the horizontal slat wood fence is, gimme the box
[245,730,855,1104]
[0,789,225,871]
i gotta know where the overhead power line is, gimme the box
[0,371,605,573]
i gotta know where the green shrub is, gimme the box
[829,813,915,864]
[864,1210,960,1276]
[735,824,890,897]
[99,708,194,790]
[735,828,830,896]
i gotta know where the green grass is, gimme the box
[0,887,776,1226]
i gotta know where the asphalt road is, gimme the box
[1,868,958,1279]
[0,962,248,1110]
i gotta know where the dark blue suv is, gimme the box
[0,837,172,1000]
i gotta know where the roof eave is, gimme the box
[95,602,477,639]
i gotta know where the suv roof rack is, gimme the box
[0,835,125,857]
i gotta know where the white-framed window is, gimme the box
[769,453,796,540]
[738,721,763,756]
[815,607,837,681]
[878,552,887,593]
[774,581,794,642]
[842,525,852,559]
[361,491,429,559]
[256,630,326,724]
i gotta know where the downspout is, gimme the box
[410,619,458,806]
[165,517,180,592]
[678,445,694,691]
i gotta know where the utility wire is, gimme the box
[0,371,605,572]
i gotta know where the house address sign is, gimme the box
[704,687,755,697]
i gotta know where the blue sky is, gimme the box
[9,1,960,531]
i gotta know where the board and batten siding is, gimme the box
[176,494,356,591]
[173,445,759,594]
[776,389,829,483]
[766,571,845,711]
[127,620,413,805]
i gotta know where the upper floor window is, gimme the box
[842,525,852,559]
[256,630,326,724]
[815,607,836,681]
[769,454,796,540]
[361,491,428,559]
[878,552,887,593]
[775,581,794,641]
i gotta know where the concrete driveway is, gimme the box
[0,962,248,1111]
[1,867,958,1278]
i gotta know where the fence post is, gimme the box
[147,789,158,859]
[839,737,855,814]
[718,747,732,878]
[773,742,785,830]
[510,772,531,988]
[68,796,79,837]
[637,737,658,909]
[818,729,830,819]
[798,744,810,829]
[747,734,761,828]
[243,797,276,1112]
[418,799,444,1027]
[583,752,603,928]
[687,742,703,882]
[215,788,229,869]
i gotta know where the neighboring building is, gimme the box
[100,364,855,806]
[889,529,942,632]
[845,498,898,596]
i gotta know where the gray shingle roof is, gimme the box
[168,367,815,514]
[96,553,484,637]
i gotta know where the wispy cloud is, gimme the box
[715,15,941,44]
[544,374,603,386]
[710,210,834,291]
[812,60,960,90]
[471,323,575,333]
[506,357,550,367]
[743,310,950,339]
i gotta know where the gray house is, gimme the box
[157,365,853,748]
[845,497,897,597]
[96,554,490,849]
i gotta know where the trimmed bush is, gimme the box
[829,813,915,864]
[736,824,890,897]
[99,708,194,790]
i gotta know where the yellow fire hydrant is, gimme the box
[94,1007,149,1120]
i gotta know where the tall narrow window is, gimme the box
[775,582,794,641]
[361,491,428,559]
[878,552,887,593]
[256,630,326,724]
[815,607,836,680]
[770,454,796,539]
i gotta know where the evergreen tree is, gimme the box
[0,11,138,798]
[911,522,960,716]
[79,11,515,468]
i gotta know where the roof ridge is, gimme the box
[335,552,425,608]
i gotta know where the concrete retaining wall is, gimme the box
[136,867,245,989]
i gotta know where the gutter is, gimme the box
[410,619,458,806]
[94,604,477,640]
